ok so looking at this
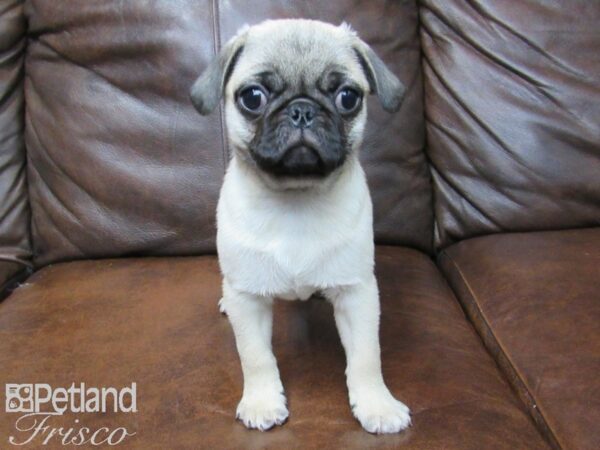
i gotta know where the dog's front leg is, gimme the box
[328,275,411,434]
[221,279,288,431]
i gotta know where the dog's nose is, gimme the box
[287,100,316,129]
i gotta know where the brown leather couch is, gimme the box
[1,1,598,449]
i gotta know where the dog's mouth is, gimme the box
[250,131,346,178]
[247,111,348,179]
[251,140,330,178]
[279,144,326,176]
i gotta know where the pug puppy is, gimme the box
[190,19,410,434]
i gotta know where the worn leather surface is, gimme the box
[24,0,432,266]
[439,228,600,450]
[0,0,31,267]
[420,1,600,249]
[0,247,547,449]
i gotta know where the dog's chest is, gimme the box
[218,202,371,297]
[216,161,374,298]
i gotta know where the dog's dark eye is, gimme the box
[335,88,361,113]
[238,86,267,113]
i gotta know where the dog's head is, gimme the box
[191,19,404,188]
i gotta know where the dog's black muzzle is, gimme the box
[251,99,346,177]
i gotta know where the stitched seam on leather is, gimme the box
[23,7,37,266]
[417,4,441,252]
[211,0,228,173]
[439,251,562,450]
[419,5,449,253]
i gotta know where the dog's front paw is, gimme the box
[350,388,411,434]
[236,389,288,431]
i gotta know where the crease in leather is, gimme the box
[421,13,544,179]
[418,23,441,255]
[0,1,21,35]
[421,61,518,240]
[0,126,21,148]
[2,149,26,193]
[0,255,33,268]
[463,1,582,80]
[26,74,186,261]
[26,118,90,229]
[438,250,562,450]
[434,2,564,110]
[0,50,23,98]
[28,163,88,259]
[25,84,110,213]
[426,118,526,212]
[34,38,153,110]
[211,0,228,173]
[27,110,182,260]
[429,160,499,232]
[426,1,573,103]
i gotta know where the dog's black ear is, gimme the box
[353,41,405,113]
[190,29,247,115]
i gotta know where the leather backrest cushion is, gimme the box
[421,1,600,249]
[0,0,31,267]
[25,0,432,266]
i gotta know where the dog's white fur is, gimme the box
[205,20,411,433]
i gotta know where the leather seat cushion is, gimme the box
[439,228,600,450]
[0,246,547,448]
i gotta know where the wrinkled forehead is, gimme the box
[228,22,368,92]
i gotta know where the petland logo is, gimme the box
[5,383,137,446]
